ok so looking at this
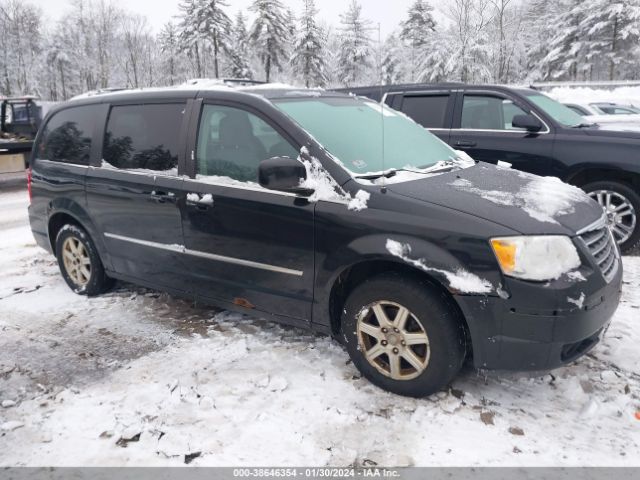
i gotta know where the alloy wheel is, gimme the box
[588,189,637,245]
[356,300,430,381]
[62,236,91,288]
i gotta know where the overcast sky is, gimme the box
[31,0,423,38]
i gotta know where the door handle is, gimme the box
[186,193,214,210]
[150,191,177,203]
[455,140,477,148]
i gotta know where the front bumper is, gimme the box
[454,258,623,371]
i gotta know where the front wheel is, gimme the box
[583,181,640,253]
[341,274,466,397]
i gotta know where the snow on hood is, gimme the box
[389,163,601,236]
[449,173,589,225]
[386,239,493,294]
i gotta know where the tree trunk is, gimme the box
[610,16,618,81]
[213,31,219,79]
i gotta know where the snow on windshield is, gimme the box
[386,239,493,294]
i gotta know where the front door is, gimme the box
[448,91,555,176]
[180,102,315,322]
[85,102,189,290]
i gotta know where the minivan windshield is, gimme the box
[272,96,460,176]
[522,91,587,127]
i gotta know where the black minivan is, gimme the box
[28,85,622,397]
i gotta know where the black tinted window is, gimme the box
[196,104,297,182]
[38,106,96,165]
[400,95,450,128]
[103,103,185,173]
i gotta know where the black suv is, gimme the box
[339,84,640,253]
[28,85,622,397]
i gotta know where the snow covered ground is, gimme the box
[0,187,639,467]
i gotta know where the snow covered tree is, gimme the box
[337,1,373,87]
[177,0,232,79]
[537,0,589,80]
[445,0,492,82]
[158,22,182,85]
[399,0,436,82]
[380,33,406,85]
[249,0,289,82]
[583,0,640,80]
[400,0,436,49]
[227,12,253,79]
[291,0,327,87]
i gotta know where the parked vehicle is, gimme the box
[1,96,54,174]
[564,101,640,116]
[28,85,622,397]
[338,84,640,253]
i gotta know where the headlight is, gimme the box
[490,236,581,281]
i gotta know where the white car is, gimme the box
[563,101,640,131]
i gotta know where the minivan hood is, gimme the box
[388,163,602,236]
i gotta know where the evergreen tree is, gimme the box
[400,0,436,82]
[227,12,253,79]
[158,22,181,85]
[177,0,231,79]
[400,0,436,49]
[249,0,289,82]
[291,0,327,87]
[538,0,588,80]
[337,0,373,87]
[583,0,640,80]
[380,33,405,85]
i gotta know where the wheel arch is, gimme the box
[46,202,113,271]
[565,166,640,190]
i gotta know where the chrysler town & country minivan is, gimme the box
[28,85,622,397]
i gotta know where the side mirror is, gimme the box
[259,156,313,195]
[512,114,543,132]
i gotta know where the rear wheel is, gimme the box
[341,274,466,397]
[55,224,113,295]
[583,181,640,253]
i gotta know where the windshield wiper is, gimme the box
[355,169,398,180]
[571,122,596,128]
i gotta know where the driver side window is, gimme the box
[196,104,298,183]
[461,95,528,131]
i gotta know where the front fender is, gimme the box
[312,233,499,329]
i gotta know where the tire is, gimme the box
[582,181,640,254]
[341,273,466,397]
[55,224,113,296]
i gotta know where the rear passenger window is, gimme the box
[400,95,450,128]
[196,104,297,183]
[38,106,96,165]
[103,103,185,173]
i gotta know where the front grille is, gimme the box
[579,226,619,283]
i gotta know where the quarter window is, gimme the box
[196,104,297,183]
[38,106,96,165]
[461,95,528,131]
[103,103,185,173]
[400,95,450,128]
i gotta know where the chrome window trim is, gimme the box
[184,178,350,205]
[36,159,90,169]
[104,232,304,276]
